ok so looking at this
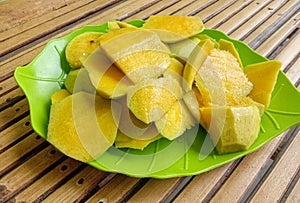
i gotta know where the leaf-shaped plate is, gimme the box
[14,20,300,178]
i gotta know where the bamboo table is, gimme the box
[0,0,299,202]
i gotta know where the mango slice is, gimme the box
[142,15,204,42]
[182,39,215,92]
[64,68,95,94]
[51,89,71,104]
[65,32,103,68]
[127,77,183,124]
[168,36,201,60]
[200,105,261,154]
[115,125,162,150]
[182,86,203,121]
[99,28,171,83]
[84,48,133,98]
[116,96,157,139]
[47,92,121,162]
[244,60,281,109]
[155,100,196,140]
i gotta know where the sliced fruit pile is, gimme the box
[47,16,281,163]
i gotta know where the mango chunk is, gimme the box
[84,48,133,98]
[64,68,95,94]
[115,125,162,150]
[244,60,281,109]
[127,77,183,124]
[65,32,103,68]
[142,15,204,42]
[51,89,71,104]
[47,92,121,162]
[155,100,196,140]
[200,105,261,154]
[100,28,171,83]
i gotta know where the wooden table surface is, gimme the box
[1,0,300,202]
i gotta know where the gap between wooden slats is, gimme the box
[285,170,300,202]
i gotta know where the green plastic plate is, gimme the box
[14,20,300,178]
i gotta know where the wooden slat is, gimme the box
[0,0,78,33]
[230,0,298,40]
[212,0,276,33]
[197,0,255,29]
[170,0,216,16]
[174,129,294,202]
[283,57,300,85]
[250,130,300,202]
[0,77,18,96]
[0,133,46,174]
[244,1,300,44]
[86,174,140,202]
[254,12,300,57]
[194,0,237,23]
[173,162,235,202]
[208,134,284,202]
[0,0,120,57]
[0,145,63,202]
[127,177,186,202]
[0,99,29,130]
[14,158,83,202]
[0,116,31,152]
[0,88,25,111]
[125,0,181,20]
[153,0,200,16]
[275,29,300,69]
[42,167,108,202]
